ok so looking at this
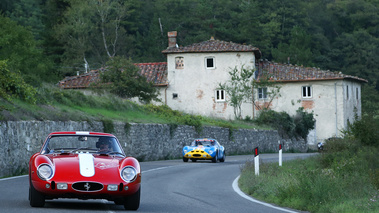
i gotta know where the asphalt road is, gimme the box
[0,153,316,213]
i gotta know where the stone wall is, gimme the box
[0,121,307,178]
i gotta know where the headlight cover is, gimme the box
[120,166,137,183]
[37,164,54,180]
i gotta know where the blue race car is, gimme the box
[182,138,225,163]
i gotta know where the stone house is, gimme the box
[58,31,367,147]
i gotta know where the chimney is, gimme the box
[168,31,177,48]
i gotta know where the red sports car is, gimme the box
[29,131,141,210]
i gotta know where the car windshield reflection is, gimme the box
[41,135,124,156]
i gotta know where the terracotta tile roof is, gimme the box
[256,61,368,83]
[58,62,168,89]
[162,38,261,59]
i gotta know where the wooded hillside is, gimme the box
[1,0,378,115]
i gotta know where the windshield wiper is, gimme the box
[98,151,125,156]
[69,147,93,153]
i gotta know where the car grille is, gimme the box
[72,182,103,192]
[190,150,205,157]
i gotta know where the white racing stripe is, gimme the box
[79,153,95,177]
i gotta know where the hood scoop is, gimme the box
[79,153,95,177]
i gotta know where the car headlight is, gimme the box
[208,150,214,154]
[37,164,54,180]
[120,166,137,183]
[183,149,188,153]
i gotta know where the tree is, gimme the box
[95,56,158,103]
[0,60,37,104]
[55,0,138,75]
[271,26,314,66]
[218,65,255,119]
[4,0,45,40]
[0,15,53,85]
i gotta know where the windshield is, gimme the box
[41,135,124,155]
[190,140,216,147]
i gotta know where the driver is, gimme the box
[97,137,112,152]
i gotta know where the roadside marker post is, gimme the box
[279,144,282,167]
[254,147,259,176]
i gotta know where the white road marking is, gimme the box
[0,175,28,181]
[232,175,299,213]
[2,160,301,212]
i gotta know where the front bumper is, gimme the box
[183,150,213,160]
[31,175,141,200]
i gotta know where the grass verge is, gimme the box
[0,84,263,131]
[239,139,379,213]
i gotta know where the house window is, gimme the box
[173,93,178,99]
[258,88,267,99]
[215,90,225,102]
[346,85,349,100]
[175,57,184,69]
[356,88,359,100]
[205,57,215,69]
[302,86,312,98]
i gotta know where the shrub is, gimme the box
[294,107,315,139]
[255,108,315,140]
[345,113,379,147]
[255,109,295,138]
[0,60,37,104]
[102,119,115,133]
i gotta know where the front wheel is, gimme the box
[219,151,226,162]
[183,157,188,162]
[29,183,45,207]
[123,187,140,210]
[212,152,218,163]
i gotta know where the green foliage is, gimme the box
[0,61,37,104]
[177,114,202,133]
[53,0,140,73]
[362,84,379,115]
[0,15,54,85]
[294,107,315,139]
[4,0,45,40]
[272,26,315,67]
[144,104,203,133]
[102,119,114,133]
[96,56,158,103]
[344,113,379,147]
[168,123,178,138]
[124,122,131,135]
[256,108,315,140]
[239,142,379,212]
[256,109,295,138]
[218,65,254,119]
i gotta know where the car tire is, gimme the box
[219,151,226,162]
[212,152,218,163]
[123,187,140,210]
[114,199,123,205]
[183,157,189,162]
[29,183,45,207]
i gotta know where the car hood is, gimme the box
[185,146,215,151]
[49,153,122,180]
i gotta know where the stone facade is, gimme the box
[0,121,307,178]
